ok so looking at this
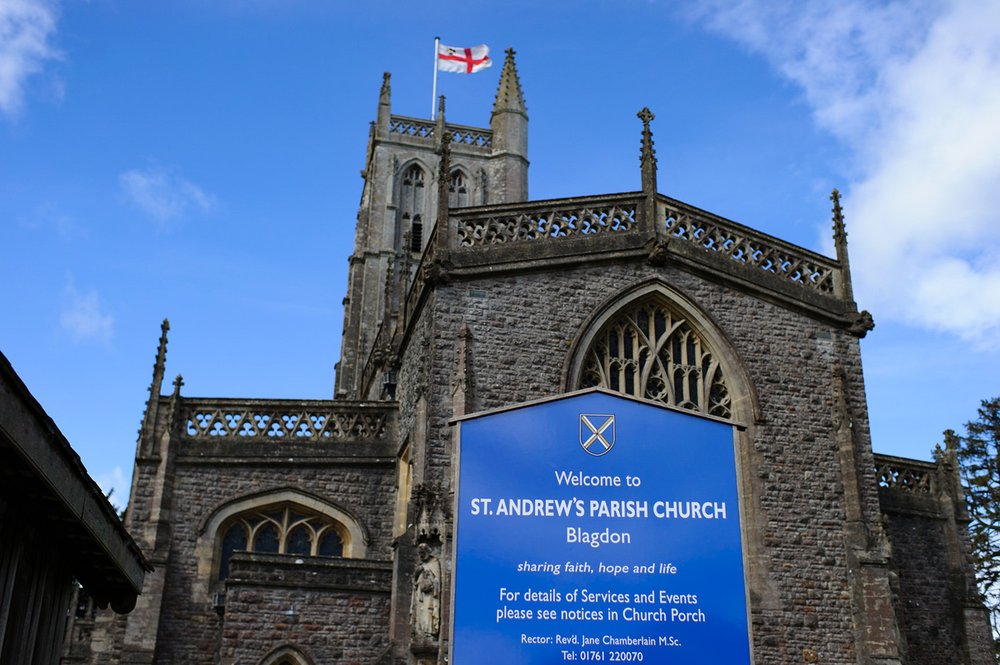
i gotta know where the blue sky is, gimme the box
[2,0,998,507]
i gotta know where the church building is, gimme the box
[74,49,993,665]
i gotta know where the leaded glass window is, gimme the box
[318,529,344,557]
[448,170,468,208]
[400,165,425,252]
[579,297,731,418]
[286,525,311,556]
[217,504,346,580]
[254,524,279,553]
[219,523,247,580]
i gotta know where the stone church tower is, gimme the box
[71,50,993,665]
[336,52,527,399]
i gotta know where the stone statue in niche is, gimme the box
[411,542,441,643]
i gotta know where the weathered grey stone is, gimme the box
[76,48,992,665]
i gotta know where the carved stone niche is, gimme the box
[412,482,449,544]
[409,483,448,656]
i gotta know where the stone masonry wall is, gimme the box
[149,458,396,664]
[339,133,493,397]
[220,554,392,665]
[222,585,391,665]
[883,511,961,664]
[396,303,433,471]
[394,256,879,664]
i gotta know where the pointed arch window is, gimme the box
[216,504,348,580]
[260,646,313,665]
[219,523,247,580]
[400,164,426,252]
[578,297,731,419]
[448,170,468,208]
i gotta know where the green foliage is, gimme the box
[955,397,1000,654]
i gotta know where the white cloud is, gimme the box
[687,0,1000,347]
[94,465,127,512]
[18,200,83,240]
[60,277,113,344]
[120,164,216,224]
[0,0,60,118]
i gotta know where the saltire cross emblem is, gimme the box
[579,414,616,456]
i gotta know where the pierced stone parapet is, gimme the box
[456,197,640,246]
[661,199,838,294]
[363,191,854,396]
[388,115,493,148]
[449,127,493,148]
[181,399,392,443]
[875,455,936,495]
[449,193,844,298]
[389,116,434,139]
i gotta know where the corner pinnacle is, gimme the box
[492,47,526,117]
[830,188,853,300]
[152,319,170,394]
[435,95,447,133]
[436,129,453,250]
[831,188,846,242]
[380,72,391,103]
[638,107,657,196]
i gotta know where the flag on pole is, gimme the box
[437,44,492,74]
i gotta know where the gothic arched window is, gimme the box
[219,522,247,580]
[260,646,313,665]
[216,504,347,580]
[579,297,731,419]
[400,164,425,252]
[448,170,468,208]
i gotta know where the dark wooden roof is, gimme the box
[0,350,150,612]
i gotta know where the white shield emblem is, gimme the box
[580,414,615,456]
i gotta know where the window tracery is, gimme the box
[217,504,346,580]
[448,170,468,208]
[579,297,731,419]
[400,164,425,252]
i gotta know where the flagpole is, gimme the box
[431,37,440,120]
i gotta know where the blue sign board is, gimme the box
[452,390,750,664]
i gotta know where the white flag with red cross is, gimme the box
[437,43,492,74]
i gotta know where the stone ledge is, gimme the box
[176,439,398,462]
[227,552,392,593]
[877,488,945,519]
